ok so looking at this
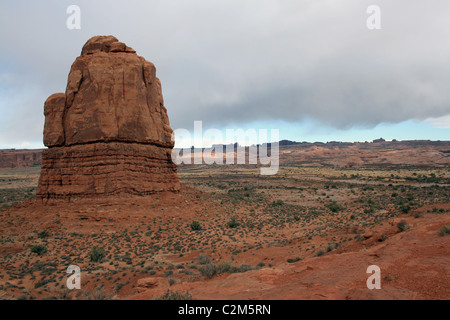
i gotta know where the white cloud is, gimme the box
[425,114,450,129]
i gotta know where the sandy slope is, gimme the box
[129,211,450,300]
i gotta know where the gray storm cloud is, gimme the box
[0,0,449,147]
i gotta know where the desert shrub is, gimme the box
[190,221,201,231]
[406,194,414,201]
[364,207,375,214]
[397,220,409,232]
[164,270,173,277]
[327,202,343,213]
[287,257,301,263]
[316,250,326,257]
[399,204,411,213]
[438,225,450,237]
[37,230,50,239]
[227,216,240,229]
[88,285,115,300]
[179,269,193,276]
[156,290,193,300]
[90,246,105,262]
[237,264,253,272]
[30,244,47,255]
[114,282,125,292]
[34,279,51,288]
[197,254,210,265]
[199,263,221,279]
[199,261,255,279]
[271,200,284,206]
[327,243,339,252]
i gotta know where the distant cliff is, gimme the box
[174,140,450,168]
[0,149,43,168]
[2,139,450,169]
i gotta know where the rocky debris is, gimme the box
[135,277,169,294]
[37,36,180,199]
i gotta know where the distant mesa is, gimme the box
[0,149,42,169]
[37,35,180,200]
[372,138,386,143]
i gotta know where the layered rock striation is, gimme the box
[37,36,180,199]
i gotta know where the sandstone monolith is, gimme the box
[37,36,180,199]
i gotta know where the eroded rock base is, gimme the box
[37,142,180,199]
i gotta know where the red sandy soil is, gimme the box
[128,205,450,300]
[1,185,448,300]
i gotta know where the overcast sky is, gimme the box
[0,0,449,148]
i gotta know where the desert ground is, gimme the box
[0,158,449,300]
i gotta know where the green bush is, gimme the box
[227,216,240,229]
[438,225,450,237]
[156,290,193,300]
[90,246,105,262]
[114,282,124,293]
[199,263,222,279]
[271,200,284,206]
[397,220,409,232]
[190,221,201,231]
[199,261,256,279]
[364,207,375,214]
[34,279,50,288]
[327,202,343,213]
[399,204,411,213]
[37,230,50,239]
[164,270,173,277]
[197,254,210,265]
[30,244,47,255]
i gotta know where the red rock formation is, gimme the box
[37,36,180,199]
[0,149,43,168]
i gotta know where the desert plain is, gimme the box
[0,141,449,300]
